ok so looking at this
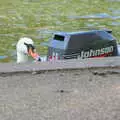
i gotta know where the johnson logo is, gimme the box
[80,46,114,59]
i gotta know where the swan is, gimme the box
[16,37,41,63]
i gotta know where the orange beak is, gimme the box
[28,48,40,61]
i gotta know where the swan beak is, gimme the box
[28,48,41,61]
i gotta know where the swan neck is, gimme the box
[17,52,28,63]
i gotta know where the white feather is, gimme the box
[16,37,34,63]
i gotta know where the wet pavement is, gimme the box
[0,57,120,120]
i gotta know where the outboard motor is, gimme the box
[45,30,118,61]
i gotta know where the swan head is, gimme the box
[16,37,41,63]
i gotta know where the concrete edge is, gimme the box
[0,56,120,75]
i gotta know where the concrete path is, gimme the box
[0,57,120,120]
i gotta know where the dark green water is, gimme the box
[0,0,120,62]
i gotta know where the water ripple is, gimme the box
[0,56,8,60]
[68,13,120,20]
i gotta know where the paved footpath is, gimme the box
[0,57,120,120]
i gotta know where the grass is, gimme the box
[0,0,120,62]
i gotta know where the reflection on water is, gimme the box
[68,12,120,27]
[68,13,112,19]
[0,56,9,62]
[111,9,120,15]
[0,56,7,59]
[110,22,120,26]
[108,0,120,2]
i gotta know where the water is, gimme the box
[0,0,120,62]
[0,56,9,62]
[0,56,8,59]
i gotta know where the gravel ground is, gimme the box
[0,67,120,120]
